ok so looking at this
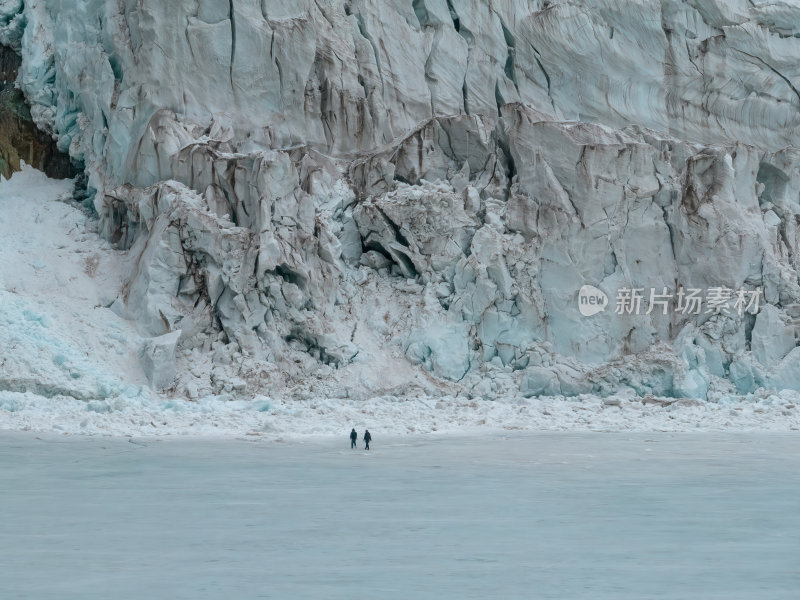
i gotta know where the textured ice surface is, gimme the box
[3,1,800,416]
[0,177,797,438]
[2,432,799,599]
[0,166,150,403]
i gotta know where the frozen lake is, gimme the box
[2,432,799,599]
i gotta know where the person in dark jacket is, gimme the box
[350,428,357,449]
[363,429,372,450]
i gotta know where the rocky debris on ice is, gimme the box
[2,0,800,409]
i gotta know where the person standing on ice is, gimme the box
[350,428,357,449]
[363,429,372,451]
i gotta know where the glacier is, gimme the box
[3,0,800,414]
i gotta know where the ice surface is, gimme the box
[1,432,799,599]
[141,330,182,390]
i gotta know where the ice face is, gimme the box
[4,0,800,400]
[11,1,800,185]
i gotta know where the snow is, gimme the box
[0,165,150,402]
[4,389,800,438]
[2,431,799,599]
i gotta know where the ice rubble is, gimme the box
[3,0,800,408]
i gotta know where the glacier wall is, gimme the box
[4,0,800,400]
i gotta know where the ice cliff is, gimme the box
[4,0,800,402]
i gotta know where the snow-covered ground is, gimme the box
[4,391,800,437]
[2,167,800,437]
[0,166,151,401]
[2,432,799,599]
